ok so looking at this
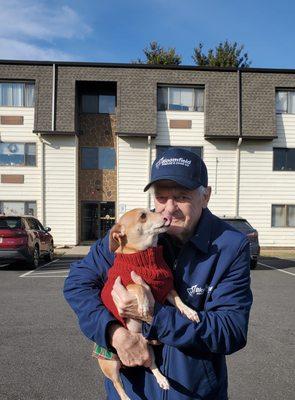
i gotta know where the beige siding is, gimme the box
[0,107,41,215]
[44,136,77,245]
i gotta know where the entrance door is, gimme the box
[81,202,115,242]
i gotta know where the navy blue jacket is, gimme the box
[63,208,252,399]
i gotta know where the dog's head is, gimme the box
[109,208,171,253]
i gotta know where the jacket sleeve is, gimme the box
[63,232,117,349]
[142,239,253,356]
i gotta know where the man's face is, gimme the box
[153,180,211,242]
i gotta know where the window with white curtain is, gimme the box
[272,204,295,227]
[276,90,295,114]
[0,82,35,107]
[157,86,204,112]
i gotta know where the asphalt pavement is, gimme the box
[0,255,294,400]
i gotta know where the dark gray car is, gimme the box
[221,217,260,269]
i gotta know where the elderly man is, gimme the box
[64,148,252,400]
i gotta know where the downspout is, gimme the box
[51,63,56,131]
[147,135,152,209]
[235,69,243,217]
[37,133,45,226]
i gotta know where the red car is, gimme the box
[0,215,54,268]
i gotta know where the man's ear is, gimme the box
[109,223,126,252]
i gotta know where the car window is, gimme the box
[224,219,252,233]
[27,218,40,230]
[0,217,22,229]
[37,220,45,231]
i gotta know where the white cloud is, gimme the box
[0,0,92,60]
[0,38,73,61]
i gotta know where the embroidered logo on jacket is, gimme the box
[187,284,213,297]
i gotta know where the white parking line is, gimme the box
[19,258,60,278]
[23,275,68,278]
[258,261,295,277]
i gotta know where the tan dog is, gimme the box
[97,208,199,400]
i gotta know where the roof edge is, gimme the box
[1,59,295,74]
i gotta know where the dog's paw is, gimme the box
[156,375,170,390]
[179,307,200,322]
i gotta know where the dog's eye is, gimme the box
[140,212,147,221]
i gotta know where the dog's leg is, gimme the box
[149,346,170,390]
[167,289,200,322]
[98,358,131,400]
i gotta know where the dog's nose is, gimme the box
[163,215,172,226]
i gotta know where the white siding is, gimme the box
[155,111,237,215]
[44,136,77,246]
[0,107,41,214]
[116,110,295,248]
[117,137,150,217]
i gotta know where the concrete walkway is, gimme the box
[54,245,91,257]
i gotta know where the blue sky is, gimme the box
[0,0,295,68]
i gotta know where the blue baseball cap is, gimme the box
[144,148,208,192]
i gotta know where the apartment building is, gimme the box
[0,61,294,247]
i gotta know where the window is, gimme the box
[27,218,40,230]
[81,93,116,114]
[272,205,295,227]
[0,142,36,166]
[0,201,36,216]
[273,148,295,171]
[81,147,116,169]
[0,82,35,107]
[157,86,204,112]
[156,146,203,159]
[276,91,295,114]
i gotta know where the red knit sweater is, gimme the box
[101,246,174,326]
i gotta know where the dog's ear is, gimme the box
[109,223,126,252]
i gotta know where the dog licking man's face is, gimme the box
[109,208,171,253]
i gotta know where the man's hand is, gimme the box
[109,323,152,367]
[111,271,155,323]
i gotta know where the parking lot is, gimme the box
[0,255,294,400]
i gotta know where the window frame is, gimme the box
[0,81,35,107]
[80,92,116,114]
[273,147,295,171]
[80,146,116,170]
[275,89,295,114]
[0,201,37,216]
[0,142,37,167]
[271,204,295,227]
[157,85,205,112]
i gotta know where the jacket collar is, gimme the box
[189,208,213,254]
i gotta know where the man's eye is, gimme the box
[156,196,167,203]
[176,196,189,202]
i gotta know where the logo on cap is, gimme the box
[155,157,192,169]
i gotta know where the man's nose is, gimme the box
[164,198,178,213]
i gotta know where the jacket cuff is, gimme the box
[142,302,168,340]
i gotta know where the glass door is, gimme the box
[81,201,115,242]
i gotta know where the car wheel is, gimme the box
[250,259,257,270]
[44,243,54,262]
[29,245,39,269]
